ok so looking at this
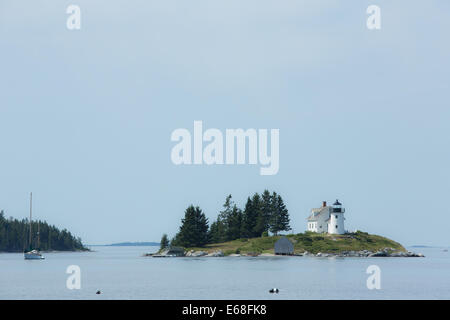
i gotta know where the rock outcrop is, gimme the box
[206,250,224,257]
[185,250,207,257]
[185,250,225,257]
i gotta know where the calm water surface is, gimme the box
[1,246,449,299]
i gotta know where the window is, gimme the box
[335,215,338,218]
[336,225,338,228]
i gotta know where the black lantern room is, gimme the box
[332,199,343,213]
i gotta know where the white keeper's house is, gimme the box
[307,200,346,234]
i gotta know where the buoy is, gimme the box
[269,288,279,293]
[96,290,101,295]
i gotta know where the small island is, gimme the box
[151,192,424,258]
[184,231,425,257]
[150,231,423,258]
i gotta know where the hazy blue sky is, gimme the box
[1,1,449,245]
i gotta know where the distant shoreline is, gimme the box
[89,241,160,247]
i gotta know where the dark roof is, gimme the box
[274,236,294,255]
[333,199,342,206]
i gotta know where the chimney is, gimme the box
[322,201,327,207]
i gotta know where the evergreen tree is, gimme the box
[225,205,243,241]
[208,220,221,243]
[171,205,209,247]
[241,194,261,238]
[241,197,253,238]
[218,195,233,241]
[277,195,291,233]
[209,195,245,242]
[218,195,233,222]
[254,190,272,236]
[269,193,291,235]
[160,233,169,251]
[208,195,232,244]
[208,218,226,243]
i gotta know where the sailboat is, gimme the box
[24,192,45,260]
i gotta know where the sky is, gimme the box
[0,1,449,246]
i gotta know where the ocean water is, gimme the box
[0,246,449,299]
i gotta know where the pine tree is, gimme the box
[172,205,209,247]
[269,194,291,235]
[241,194,262,238]
[209,215,227,243]
[277,195,291,232]
[160,233,169,251]
[254,190,272,236]
[218,195,233,222]
[241,197,253,238]
[226,205,243,240]
[208,220,221,243]
[218,195,233,241]
[208,195,245,242]
[208,195,234,244]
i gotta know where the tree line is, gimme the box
[0,210,87,252]
[162,190,291,249]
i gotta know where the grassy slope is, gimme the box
[188,231,406,255]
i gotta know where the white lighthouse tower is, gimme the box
[328,199,345,235]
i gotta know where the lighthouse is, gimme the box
[328,199,345,234]
[306,199,347,234]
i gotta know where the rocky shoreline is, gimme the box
[145,247,424,258]
[306,248,425,258]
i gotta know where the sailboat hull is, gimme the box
[24,251,45,260]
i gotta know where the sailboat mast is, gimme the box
[29,192,32,248]
[37,221,40,249]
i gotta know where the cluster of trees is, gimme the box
[0,210,87,252]
[166,190,291,248]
